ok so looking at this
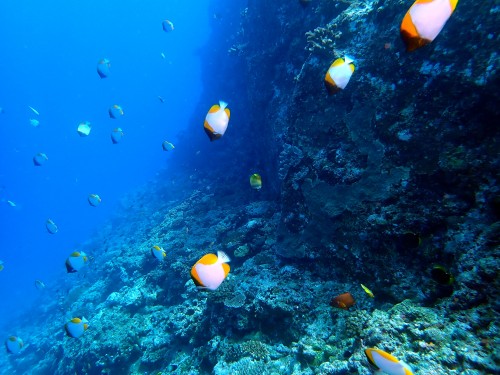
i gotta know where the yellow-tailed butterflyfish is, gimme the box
[46,219,58,234]
[162,20,174,32]
[65,251,88,273]
[88,193,101,207]
[33,152,48,166]
[364,348,414,375]
[431,264,454,285]
[97,59,111,78]
[162,141,175,151]
[109,104,124,119]
[111,128,124,144]
[324,56,355,95]
[5,336,23,354]
[204,101,230,141]
[65,317,89,338]
[250,173,262,190]
[151,245,166,261]
[401,0,458,52]
[190,251,230,290]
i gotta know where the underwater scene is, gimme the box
[0,0,498,374]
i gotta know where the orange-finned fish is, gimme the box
[400,0,459,52]
[191,251,230,290]
[204,101,230,141]
[324,56,355,95]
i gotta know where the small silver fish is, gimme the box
[35,280,46,290]
[28,106,40,115]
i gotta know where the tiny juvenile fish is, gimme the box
[361,283,374,298]
[28,106,40,115]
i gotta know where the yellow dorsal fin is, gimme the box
[198,253,218,265]
[331,58,344,67]
[208,104,220,114]
[373,348,400,363]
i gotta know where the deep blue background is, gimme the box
[0,0,210,323]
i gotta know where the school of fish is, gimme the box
[2,2,461,372]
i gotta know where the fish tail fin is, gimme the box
[217,251,231,264]
[219,100,228,110]
[400,361,414,374]
[344,55,354,64]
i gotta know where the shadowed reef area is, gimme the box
[1,0,499,374]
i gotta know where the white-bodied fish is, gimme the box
[77,121,91,137]
[88,193,101,207]
[162,20,174,32]
[28,106,39,116]
[108,104,124,119]
[162,141,175,151]
[365,348,414,375]
[324,56,356,95]
[400,0,459,52]
[65,317,89,338]
[151,245,167,261]
[111,128,124,144]
[204,101,230,141]
[190,251,231,290]
[65,251,88,273]
[97,59,111,78]
[33,152,48,166]
[46,219,58,234]
[5,336,23,354]
[30,118,40,127]
[6,200,16,207]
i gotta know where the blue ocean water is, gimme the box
[0,0,210,324]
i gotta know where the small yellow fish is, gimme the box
[361,283,374,298]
